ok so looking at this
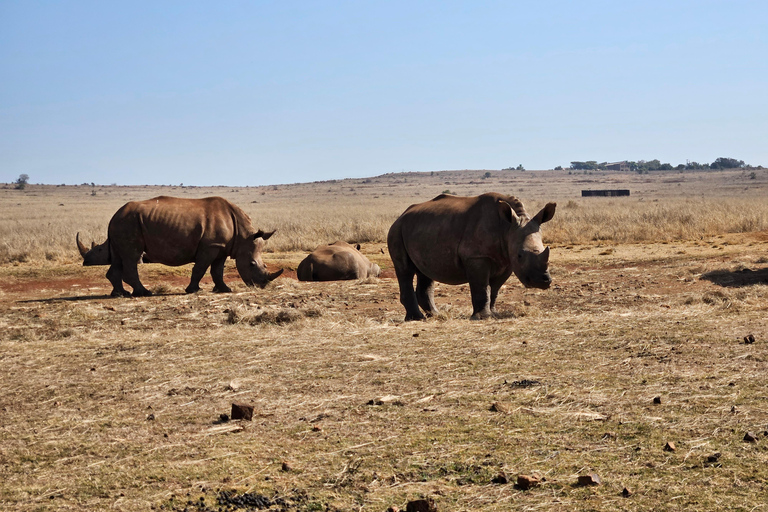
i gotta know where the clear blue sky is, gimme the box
[2,1,766,186]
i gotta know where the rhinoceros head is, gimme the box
[77,233,110,266]
[500,201,556,290]
[234,229,284,288]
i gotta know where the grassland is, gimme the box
[1,168,767,511]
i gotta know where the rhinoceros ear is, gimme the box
[498,200,520,227]
[254,229,276,240]
[533,202,556,225]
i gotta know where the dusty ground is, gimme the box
[1,232,767,511]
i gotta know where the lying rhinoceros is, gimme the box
[104,196,283,297]
[296,241,381,281]
[387,192,556,320]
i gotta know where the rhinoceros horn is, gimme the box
[268,269,284,281]
[76,232,89,258]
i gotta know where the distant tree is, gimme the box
[710,157,745,169]
[554,166,563,170]
[14,174,29,190]
[675,164,685,170]
[482,171,492,179]
[659,163,673,170]
[516,164,525,171]
[570,161,599,170]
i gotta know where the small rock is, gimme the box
[652,396,662,405]
[489,402,508,413]
[219,413,230,423]
[706,452,721,463]
[281,461,292,472]
[577,473,601,486]
[664,441,676,452]
[744,334,755,344]
[412,333,419,337]
[516,474,541,490]
[405,498,436,512]
[744,431,758,443]
[622,487,632,497]
[146,413,155,421]
[312,425,322,432]
[231,403,254,421]
[491,472,508,484]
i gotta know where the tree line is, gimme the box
[566,157,759,173]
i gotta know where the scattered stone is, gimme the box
[146,413,155,421]
[664,441,676,452]
[744,334,756,344]
[367,395,403,406]
[516,474,541,490]
[489,402,508,413]
[491,472,508,484]
[731,405,737,414]
[622,487,632,497]
[219,413,230,423]
[744,431,758,443]
[577,473,601,486]
[412,333,419,337]
[312,425,322,432]
[405,498,436,512]
[231,403,254,421]
[652,396,662,405]
[281,461,292,472]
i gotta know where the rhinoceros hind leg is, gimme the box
[106,264,130,298]
[395,268,426,321]
[466,260,493,320]
[415,273,437,317]
[132,288,153,297]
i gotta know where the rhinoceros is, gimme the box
[77,233,151,266]
[387,192,556,320]
[296,241,381,281]
[77,233,110,266]
[104,196,283,297]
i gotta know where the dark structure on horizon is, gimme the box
[581,189,630,197]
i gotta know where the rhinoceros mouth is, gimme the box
[522,274,552,290]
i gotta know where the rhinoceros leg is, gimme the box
[185,261,210,293]
[415,273,437,317]
[210,255,232,293]
[465,259,493,320]
[106,264,131,297]
[394,264,426,321]
[122,261,152,297]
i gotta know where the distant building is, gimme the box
[604,161,630,172]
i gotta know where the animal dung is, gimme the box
[405,498,437,512]
[744,334,756,344]
[231,403,254,421]
[577,473,601,486]
[652,396,662,405]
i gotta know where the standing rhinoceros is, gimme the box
[296,241,381,281]
[104,196,283,297]
[387,192,556,320]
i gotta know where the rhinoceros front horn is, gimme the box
[268,269,284,281]
[76,232,89,258]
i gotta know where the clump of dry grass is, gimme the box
[225,305,322,325]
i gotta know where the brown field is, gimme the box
[1,168,768,511]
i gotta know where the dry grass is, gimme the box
[1,170,768,511]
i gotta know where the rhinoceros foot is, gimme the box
[111,289,132,298]
[470,310,494,321]
[212,284,232,293]
[404,311,426,322]
[132,289,153,297]
[185,284,201,294]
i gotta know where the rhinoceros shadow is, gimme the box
[700,266,768,288]
[20,291,189,304]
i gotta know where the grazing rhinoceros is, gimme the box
[104,196,283,297]
[77,233,151,266]
[77,233,110,266]
[296,241,381,281]
[387,192,556,320]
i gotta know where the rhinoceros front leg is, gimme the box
[210,254,232,293]
[185,261,211,294]
[465,259,493,320]
[415,272,437,317]
[122,259,152,297]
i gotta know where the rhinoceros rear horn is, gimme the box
[76,232,89,258]
[268,269,284,281]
